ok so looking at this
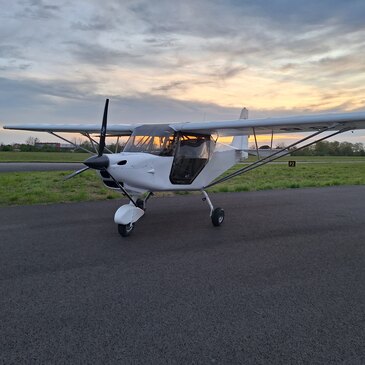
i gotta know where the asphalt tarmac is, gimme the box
[0,187,364,364]
[0,162,84,172]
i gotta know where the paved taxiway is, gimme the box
[0,162,84,172]
[1,187,364,363]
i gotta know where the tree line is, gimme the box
[0,138,125,153]
[1,138,364,156]
[292,141,365,156]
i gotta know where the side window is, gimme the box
[178,135,210,159]
[170,134,212,185]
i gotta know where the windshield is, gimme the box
[124,125,176,156]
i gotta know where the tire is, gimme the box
[118,223,134,237]
[136,198,145,211]
[211,207,224,227]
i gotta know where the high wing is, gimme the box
[3,123,136,136]
[4,111,365,137]
[171,111,365,136]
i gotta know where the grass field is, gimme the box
[245,155,365,163]
[0,170,120,206]
[0,161,364,206]
[208,162,365,193]
[1,151,365,163]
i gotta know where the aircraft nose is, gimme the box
[84,155,109,170]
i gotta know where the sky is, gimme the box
[1,0,365,145]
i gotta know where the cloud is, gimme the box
[16,0,61,19]
[153,81,188,92]
[215,65,248,80]
[0,76,101,110]
[65,41,142,66]
[0,45,23,59]
[71,16,114,32]
[0,0,364,143]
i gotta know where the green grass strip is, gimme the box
[0,161,364,206]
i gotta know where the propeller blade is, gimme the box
[64,167,90,181]
[98,98,109,156]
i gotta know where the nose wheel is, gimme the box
[118,223,135,237]
[115,192,154,237]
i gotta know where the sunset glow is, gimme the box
[1,1,365,144]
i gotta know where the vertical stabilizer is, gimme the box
[232,107,249,160]
[239,107,249,120]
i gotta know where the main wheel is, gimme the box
[211,207,224,227]
[118,223,135,237]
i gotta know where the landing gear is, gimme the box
[136,198,145,210]
[118,223,135,237]
[115,192,154,237]
[201,190,225,227]
[211,207,225,226]
[136,192,153,211]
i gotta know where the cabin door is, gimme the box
[169,134,212,184]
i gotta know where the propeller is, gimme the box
[64,98,136,206]
[64,166,90,181]
[98,98,108,156]
[65,99,110,180]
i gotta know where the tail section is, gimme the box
[232,107,249,160]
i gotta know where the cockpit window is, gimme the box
[178,134,211,159]
[170,133,213,184]
[124,125,176,156]
[124,135,176,156]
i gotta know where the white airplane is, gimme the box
[4,99,365,236]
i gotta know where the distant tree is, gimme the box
[20,144,33,152]
[339,142,353,156]
[25,136,39,146]
[314,141,328,156]
[74,141,93,153]
[353,143,365,156]
[275,143,287,150]
[293,140,364,156]
[328,141,340,156]
[0,144,13,151]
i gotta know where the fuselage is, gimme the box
[98,124,240,194]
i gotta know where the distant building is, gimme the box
[34,142,74,151]
[60,143,74,150]
[35,142,61,151]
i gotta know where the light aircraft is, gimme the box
[4,99,365,236]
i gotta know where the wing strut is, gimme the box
[204,123,350,189]
[82,133,114,154]
[101,169,138,207]
[252,127,260,160]
[115,136,120,153]
[270,130,274,149]
[48,132,94,154]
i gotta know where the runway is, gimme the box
[0,162,84,172]
[1,187,364,363]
